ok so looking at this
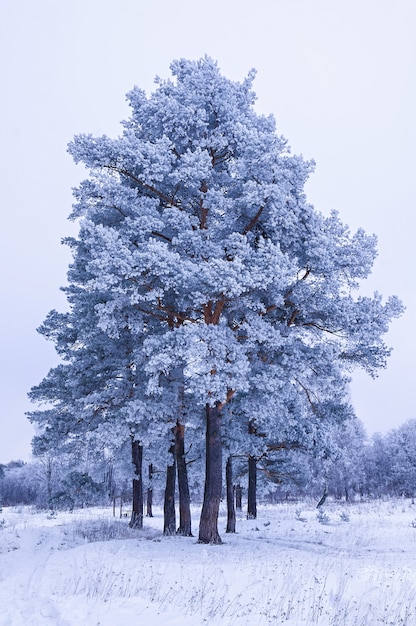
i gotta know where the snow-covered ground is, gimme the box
[1,499,416,625]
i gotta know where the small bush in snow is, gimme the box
[295,509,307,522]
[316,509,330,525]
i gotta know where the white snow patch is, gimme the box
[1,500,416,625]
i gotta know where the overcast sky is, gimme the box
[1,0,415,463]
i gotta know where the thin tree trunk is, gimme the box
[105,461,116,500]
[147,463,153,517]
[175,422,193,536]
[316,484,328,508]
[164,446,176,535]
[198,403,223,544]
[247,455,257,520]
[226,455,236,533]
[129,439,143,529]
[235,483,242,510]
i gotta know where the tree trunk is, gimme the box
[129,439,143,529]
[226,456,236,533]
[345,484,349,503]
[316,484,328,508]
[198,403,223,544]
[175,422,193,536]
[104,461,114,500]
[247,455,257,520]
[147,463,153,517]
[164,446,176,535]
[235,483,242,510]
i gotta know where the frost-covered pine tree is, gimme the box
[28,225,176,528]
[31,57,402,544]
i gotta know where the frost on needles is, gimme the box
[28,57,403,544]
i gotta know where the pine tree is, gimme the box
[30,57,402,544]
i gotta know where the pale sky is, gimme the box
[1,0,415,463]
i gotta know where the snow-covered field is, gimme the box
[1,499,416,625]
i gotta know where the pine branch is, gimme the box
[218,388,236,411]
[151,231,172,243]
[104,165,184,210]
[242,202,266,235]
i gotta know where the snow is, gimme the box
[1,499,416,625]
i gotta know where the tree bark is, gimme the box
[198,403,223,544]
[129,439,143,529]
[147,463,153,517]
[175,422,193,536]
[235,483,242,510]
[226,456,236,533]
[247,455,257,520]
[164,446,176,535]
